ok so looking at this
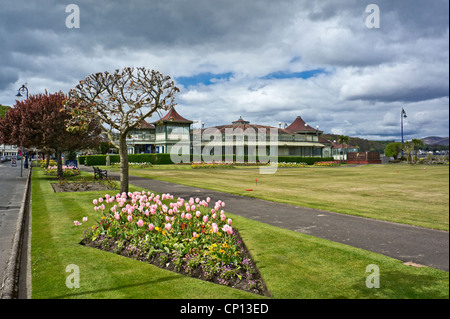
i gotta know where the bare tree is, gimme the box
[65,67,179,194]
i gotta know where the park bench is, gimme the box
[93,166,108,180]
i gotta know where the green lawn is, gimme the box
[121,164,449,230]
[31,168,449,299]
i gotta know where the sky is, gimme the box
[0,0,448,141]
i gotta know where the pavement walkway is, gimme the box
[82,167,449,272]
[0,162,28,298]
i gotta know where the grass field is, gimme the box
[31,168,449,299]
[120,164,449,230]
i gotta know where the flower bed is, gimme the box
[276,162,308,168]
[44,165,80,177]
[110,162,153,169]
[191,162,269,169]
[76,192,268,296]
[313,161,341,167]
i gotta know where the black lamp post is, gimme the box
[15,84,29,176]
[401,108,407,156]
[16,84,29,99]
[401,108,407,144]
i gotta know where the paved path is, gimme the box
[83,167,449,271]
[0,162,28,295]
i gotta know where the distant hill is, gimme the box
[321,134,392,153]
[421,136,449,146]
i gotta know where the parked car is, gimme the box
[0,156,5,163]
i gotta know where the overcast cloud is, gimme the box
[0,0,448,140]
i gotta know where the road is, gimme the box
[0,161,27,296]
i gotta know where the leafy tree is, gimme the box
[338,135,350,159]
[65,67,179,194]
[0,104,11,118]
[384,142,402,159]
[402,141,415,164]
[411,138,425,163]
[0,91,101,177]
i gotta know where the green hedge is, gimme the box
[81,154,173,166]
[79,154,332,166]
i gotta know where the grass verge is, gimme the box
[31,168,449,299]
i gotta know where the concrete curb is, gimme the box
[1,166,32,299]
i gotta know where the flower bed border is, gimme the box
[80,229,271,297]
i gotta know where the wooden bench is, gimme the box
[93,166,108,180]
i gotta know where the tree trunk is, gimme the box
[118,134,129,195]
[46,152,50,168]
[56,149,63,178]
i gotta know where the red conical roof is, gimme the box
[285,116,317,133]
[153,107,193,124]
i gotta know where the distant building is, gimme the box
[124,107,356,160]
[1,144,20,158]
[194,115,326,158]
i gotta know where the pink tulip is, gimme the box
[137,219,144,227]
[222,224,233,235]
[93,199,98,205]
[228,218,232,225]
[212,223,218,233]
[206,197,211,203]
[203,215,208,223]
[212,213,217,219]
[114,213,120,220]
[165,223,172,231]
[148,223,155,231]
[186,213,192,220]
[82,217,88,222]
[196,211,201,218]
[193,232,198,238]
[74,220,81,226]
[127,215,132,222]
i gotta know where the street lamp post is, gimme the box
[15,84,29,177]
[16,84,29,99]
[401,108,407,156]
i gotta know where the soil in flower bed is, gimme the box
[51,181,116,193]
[80,229,271,297]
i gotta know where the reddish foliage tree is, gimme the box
[0,91,102,177]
